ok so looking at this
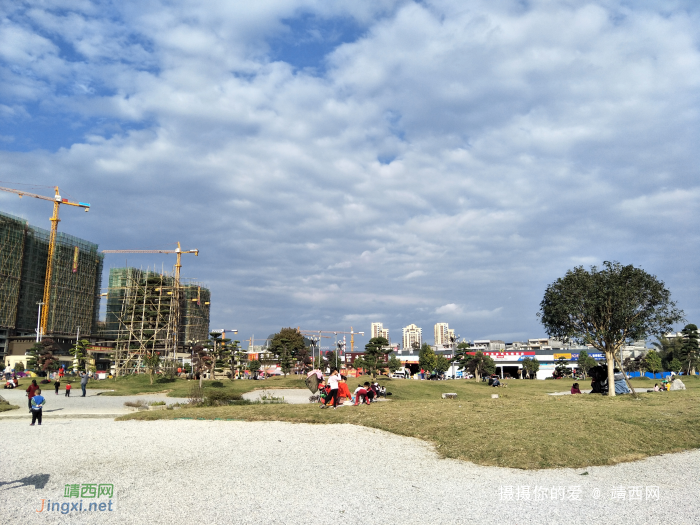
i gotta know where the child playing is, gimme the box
[30,388,45,426]
[353,384,370,405]
[65,383,71,397]
[54,378,61,395]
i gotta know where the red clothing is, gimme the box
[66,384,71,390]
[571,386,581,394]
[338,382,351,399]
[26,384,38,399]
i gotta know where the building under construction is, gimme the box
[105,267,210,375]
[0,210,103,358]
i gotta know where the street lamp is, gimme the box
[35,302,44,343]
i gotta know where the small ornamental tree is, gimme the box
[364,337,390,378]
[522,357,540,379]
[247,359,261,376]
[554,357,570,378]
[643,350,663,379]
[435,355,450,375]
[681,324,699,375]
[69,339,91,372]
[463,351,496,380]
[192,344,212,388]
[538,261,684,396]
[576,350,596,378]
[142,352,161,385]
[668,358,683,374]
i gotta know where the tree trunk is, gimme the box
[613,353,638,398]
[606,352,616,397]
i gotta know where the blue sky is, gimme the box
[1,0,698,349]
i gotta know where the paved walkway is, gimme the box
[0,387,188,419]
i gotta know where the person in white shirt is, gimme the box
[321,369,341,409]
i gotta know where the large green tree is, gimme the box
[269,328,307,376]
[538,261,684,396]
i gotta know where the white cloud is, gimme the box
[0,0,698,347]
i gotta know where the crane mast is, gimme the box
[0,185,90,337]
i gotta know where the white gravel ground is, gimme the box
[2,418,699,524]
[0,388,189,418]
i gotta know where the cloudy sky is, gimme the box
[1,0,698,349]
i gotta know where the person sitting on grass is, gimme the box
[654,383,661,392]
[491,376,500,387]
[337,376,352,404]
[571,383,582,394]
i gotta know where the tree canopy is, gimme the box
[418,343,437,373]
[539,261,683,396]
[269,328,308,375]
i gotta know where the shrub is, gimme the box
[209,381,224,388]
[124,400,146,408]
[203,390,243,406]
[150,401,166,406]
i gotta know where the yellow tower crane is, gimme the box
[102,242,198,282]
[0,185,90,336]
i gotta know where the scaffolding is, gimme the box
[0,211,102,335]
[182,284,211,344]
[0,211,27,329]
[107,268,211,375]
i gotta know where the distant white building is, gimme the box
[370,322,390,341]
[434,322,455,347]
[403,324,422,350]
[473,340,506,351]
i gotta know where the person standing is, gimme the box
[30,388,45,426]
[80,372,88,397]
[26,379,39,412]
[65,383,71,397]
[54,378,61,395]
[321,369,341,409]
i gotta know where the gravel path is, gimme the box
[2,418,698,524]
[0,388,188,419]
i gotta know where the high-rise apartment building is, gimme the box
[434,322,455,347]
[402,324,422,350]
[370,322,389,341]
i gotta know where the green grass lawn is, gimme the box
[109,374,700,469]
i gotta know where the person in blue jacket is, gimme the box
[30,388,45,426]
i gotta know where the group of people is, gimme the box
[313,369,387,409]
[3,375,19,389]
